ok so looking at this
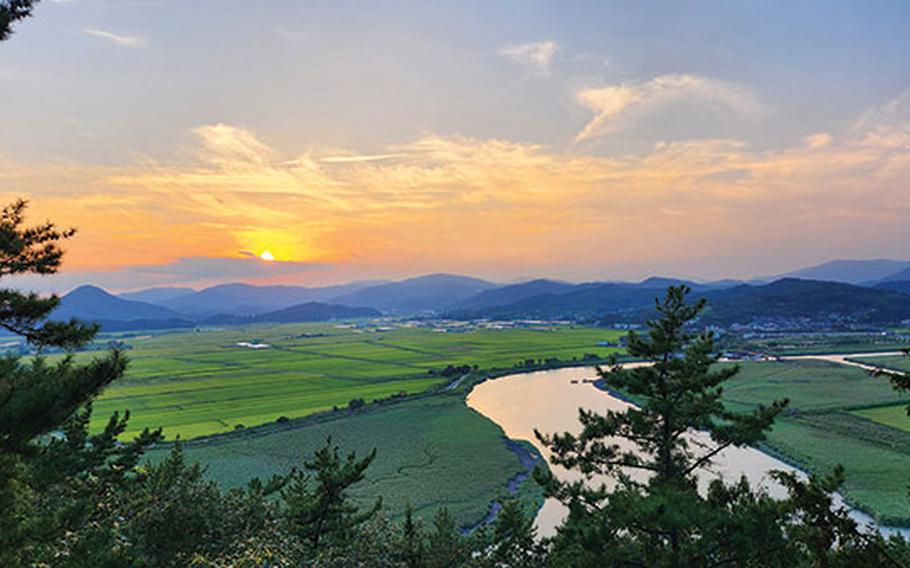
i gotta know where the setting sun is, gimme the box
[259,250,275,262]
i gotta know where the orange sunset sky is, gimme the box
[2,1,908,291]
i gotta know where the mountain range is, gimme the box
[779,259,910,285]
[44,259,910,330]
[203,303,381,325]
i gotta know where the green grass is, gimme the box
[717,359,910,525]
[722,332,910,356]
[852,404,910,433]
[851,354,910,372]
[84,323,623,439]
[147,391,545,528]
[721,359,904,413]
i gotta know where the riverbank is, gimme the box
[466,358,910,536]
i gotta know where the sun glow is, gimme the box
[259,250,276,262]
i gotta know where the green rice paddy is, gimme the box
[87,323,624,439]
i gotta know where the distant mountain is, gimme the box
[635,276,704,290]
[450,282,669,320]
[204,302,380,325]
[779,259,910,285]
[450,279,576,311]
[879,266,910,283]
[449,277,910,326]
[54,285,189,324]
[161,281,384,317]
[51,286,195,331]
[119,287,197,304]
[90,319,196,332]
[700,278,910,326]
[332,274,498,313]
[875,280,910,295]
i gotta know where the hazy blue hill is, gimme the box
[451,277,910,325]
[636,276,704,289]
[874,280,910,295]
[455,282,666,319]
[779,259,910,285]
[450,279,575,311]
[700,278,910,325]
[119,286,197,304]
[204,302,380,325]
[54,285,188,323]
[163,281,383,316]
[879,266,910,283]
[331,274,498,313]
[449,277,743,318]
[90,318,196,332]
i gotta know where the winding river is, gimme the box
[466,354,909,538]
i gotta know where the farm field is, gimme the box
[146,389,545,529]
[722,333,910,356]
[852,404,910,433]
[151,356,910,528]
[851,353,910,372]
[85,323,624,439]
[719,359,910,525]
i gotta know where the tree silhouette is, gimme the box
[0,0,39,41]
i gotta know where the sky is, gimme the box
[1,0,909,292]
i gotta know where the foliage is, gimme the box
[536,286,790,566]
[0,0,37,41]
[0,200,164,567]
[282,437,381,551]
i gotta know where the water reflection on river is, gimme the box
[466,365,905,538]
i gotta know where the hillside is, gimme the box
[53,285,189,324]
[159,281,382,316]
[204,302,380,325]
[119,287,197,304]
[875,281,910,295]
[779,259,910,284]
[700,278,910,326]
[448,277,910,326]
[879,266,910,283]
[449,282,666,320]
[332,274,498,312]
[450,279,576,311]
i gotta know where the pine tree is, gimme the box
[484,499,546,567]
[536,285,788,566]
[425,508,470,568]
[0,1,39,42]
[398,503,425,568]
[0,200,162,565]
[281,436,381,552]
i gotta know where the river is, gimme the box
[466,353,909,538]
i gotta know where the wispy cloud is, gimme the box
[804,133,832,149]
[82,28,146,47]
[4,91,910,285]
[498,40,559,72]
[318,153,409,164]
[575,74,766,141]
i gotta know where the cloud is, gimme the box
[4,91,910,285]
[318,153,409,164]
[498,40,559,72]
[4,256,326,294]
[193,123,273,169]
[82,28,146,47]
[575,74,766,141]
[133,256,327,280]
[804,133,832,149]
